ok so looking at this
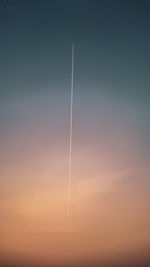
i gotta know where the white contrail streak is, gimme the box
[67,42,74,218]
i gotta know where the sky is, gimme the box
[0,0,150,266]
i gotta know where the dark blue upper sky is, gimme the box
[0,0,150,105]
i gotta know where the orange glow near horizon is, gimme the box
[0,92,150,264]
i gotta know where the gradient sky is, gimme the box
[0,0,150,265]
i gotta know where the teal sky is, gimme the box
[0,0,150,266]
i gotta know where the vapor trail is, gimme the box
[67,43,74,218]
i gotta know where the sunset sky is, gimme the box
[0,0,150,266]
